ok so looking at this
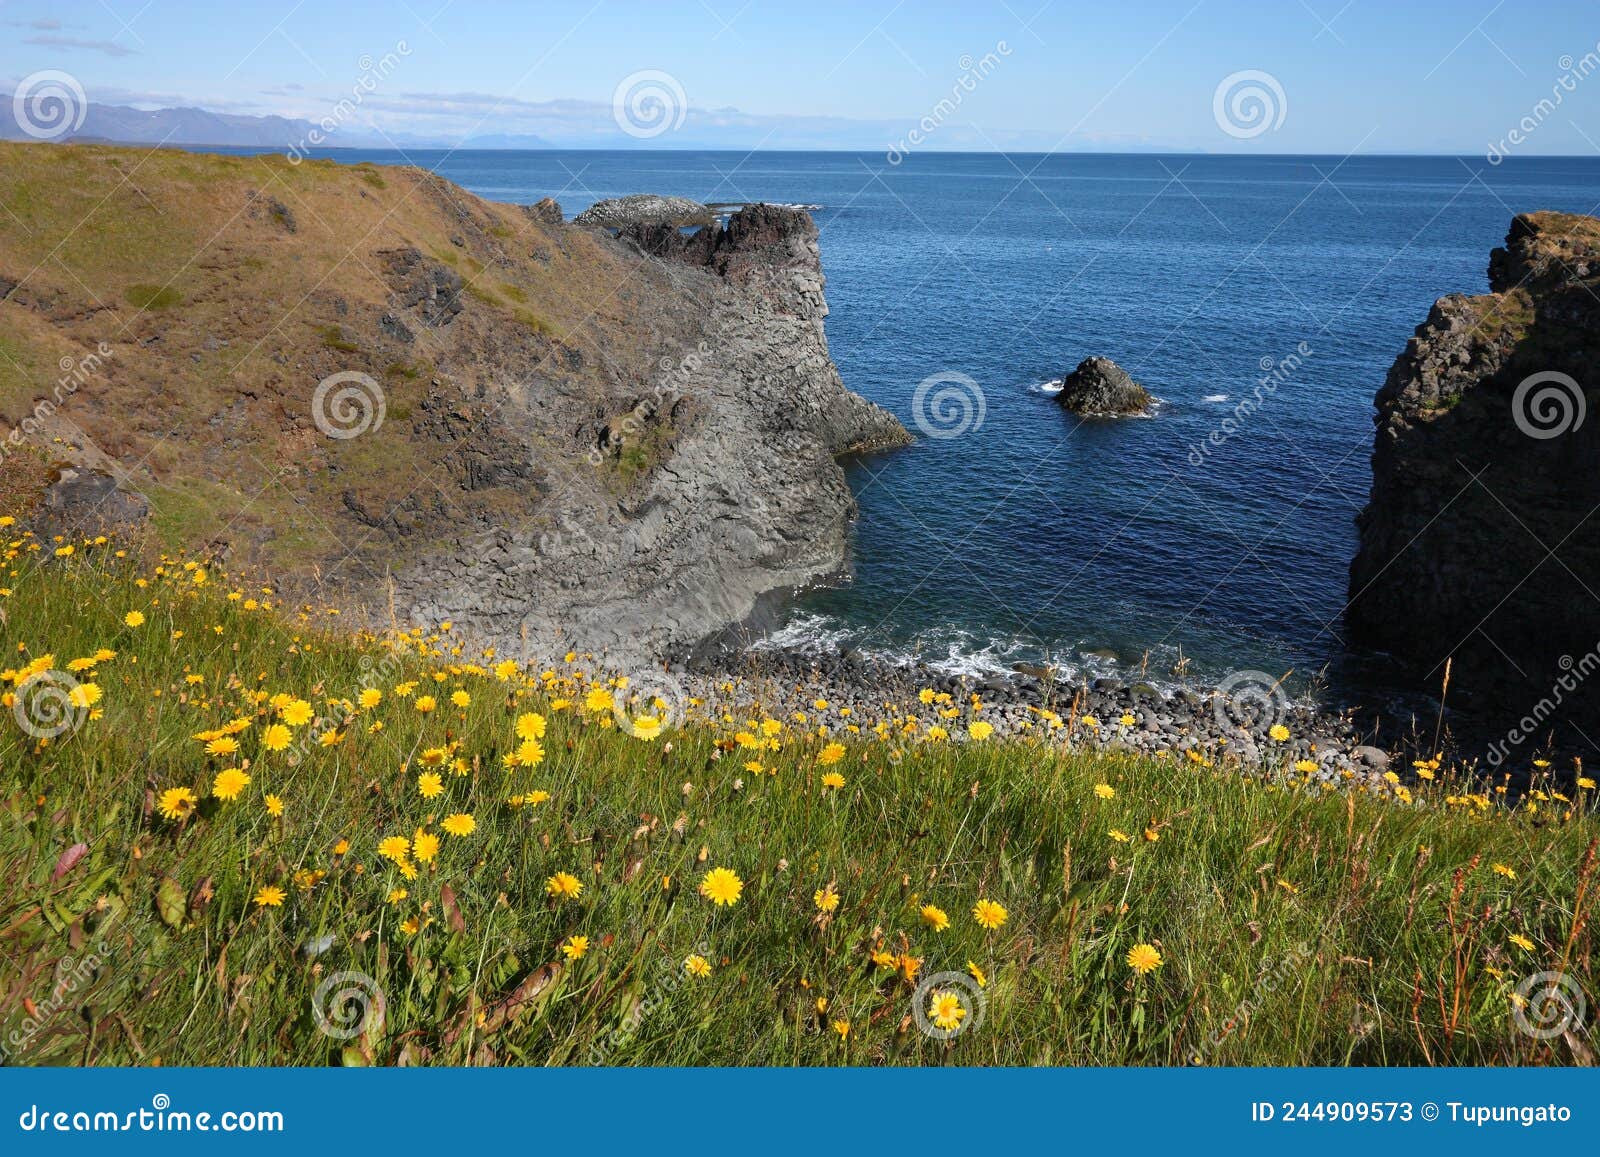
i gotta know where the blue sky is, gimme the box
[6,0,1600,151]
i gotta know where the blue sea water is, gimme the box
[291,148,1600,699]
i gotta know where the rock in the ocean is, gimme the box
[1057,356,1153,416]
[573,194,716,230]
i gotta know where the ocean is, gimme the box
[287,148,1600,703]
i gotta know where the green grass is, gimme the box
[123,284,183,311]
[0,528,1596,1067]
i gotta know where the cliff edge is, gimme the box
[1348,211,1600,723]
[0,143,909,662]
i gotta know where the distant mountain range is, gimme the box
[0,97,1179,153]
[0,102,334,148]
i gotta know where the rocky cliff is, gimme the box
[1348,211,1600,721]
[0,143,908,662]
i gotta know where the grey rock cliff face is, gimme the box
[1348,211,1600,722]
[395,203,910,664]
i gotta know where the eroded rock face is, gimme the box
[393,202,911,662]
[1057,356,1152,416]
[1348,211,1600,724]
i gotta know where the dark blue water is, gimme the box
[290,149,1600,694]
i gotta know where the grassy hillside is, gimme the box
[0,140,661,577]
[1,519,1595,1066]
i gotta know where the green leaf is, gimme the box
[340,1043,369,1067]
[156,874,186,928]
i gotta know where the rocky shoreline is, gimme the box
[651,642,1392,781]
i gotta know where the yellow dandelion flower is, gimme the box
[263,794,284,817]
[211,768,250,801]
[123,611,145,628]
[1508,934,1535,953]
[972,898,1008,930]
[204,736,240,758]
[516,712,547,740]
[561,935,589,961]
[820,771,845,790]
[261,724,292,752]
[1109,828,1131,842]
[928,990,966,1031]
[1268,724,1290,742]
[967,720,994,741]
[414,694,437,714]
[814,886,840,913]
[417,772,444,799]
[156,786,198,821]
[699,866,745,907]
[253,885,285,908]
[378,836,411,863]
[1093,783,1115,800]
[440,812,475,837]
[1492,863,1516,880]
[413,831,440,864]
[1126,942,1163,974]
[818,742,846,766]
[685,954,712,978]
[546,871,583,901]
[358,688,383,710]
[278,699,314,727]
[920,903,951,932]
[967,960,987,988]
[450,690,471,708]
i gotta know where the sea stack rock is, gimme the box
[572,194,716,229]
[1347,211,1600,726]
[1057,356,1153,416]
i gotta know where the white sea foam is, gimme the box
[1032,379,1064,395]
[1202,394,1229,402]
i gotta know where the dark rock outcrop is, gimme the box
[376,248,464,327]
[1348,211,1600,723]
[526,197,563,226]
[1057,356,1153,416]
[40,466,149,539]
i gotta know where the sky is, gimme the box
[4,0,1600,152]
